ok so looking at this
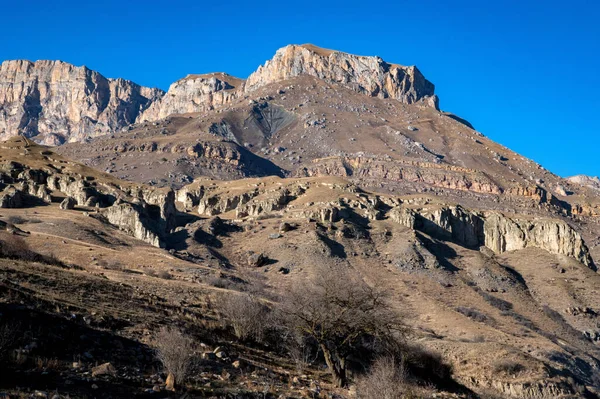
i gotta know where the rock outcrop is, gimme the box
[298,156,502,195]
[138,73,241,122]
[245,44,438,108]
[567,175,600,190]
[179,176,594,268]
[0,60,163,144]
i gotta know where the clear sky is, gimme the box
[2,0,598,178]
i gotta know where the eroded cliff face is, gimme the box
[137,73,241,122]
[0,137,175,247]
[245,44,438,108]
[0,60,163,144]
[177,177,594,269]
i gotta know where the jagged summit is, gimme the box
[0,44,439,142]
[245,44,437,107]
[177,72,244,86]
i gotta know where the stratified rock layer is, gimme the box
[0,137,175,247]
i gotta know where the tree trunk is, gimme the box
[320,344,347,387]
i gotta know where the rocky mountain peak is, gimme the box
[245,44,438,108]
[0,59,164,144]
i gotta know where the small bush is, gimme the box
[217,293,270,342]
[98,260,124,271]
[456,306,494,324]
[157,270,172,280]
[155,327,194,389]
[0,233,37,261]
[7,216,27,225]
[356,356,407,399]
[0,321,19,360]
[399,343,453,384]
[494,360,525,375]
[481,292,513,311]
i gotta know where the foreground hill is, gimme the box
[1,137,600,398]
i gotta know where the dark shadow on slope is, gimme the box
[0,303,157,398]
[444,113,475,130]
[415,232,459,272]
[316,232,347,258]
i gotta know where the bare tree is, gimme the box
[154,326,194,390]
[278,269,404,387]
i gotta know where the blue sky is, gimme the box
[2,0,598,177]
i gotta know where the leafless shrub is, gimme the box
[154,326,194,388]
[157,270,172,280]
[35,357,61,371]
[399,343,452,384]
[207,276,231,289]
[456,306,495,325]
[284,333,319,373]
[98,259,124,271]
[217,293,270,342]
[493,360,525,375]
[0,233,37,262]
[142,268,158,277]
[7,216,27,225]
[356,356,408,399]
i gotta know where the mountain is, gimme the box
[0,60,164,144]
[1,45,600,398]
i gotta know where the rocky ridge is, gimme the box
[176,176,594,268]
[137,73,242,122]
[245,44,438,108]
[0,44,439,143]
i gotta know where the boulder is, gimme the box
[91,362,116,377]
[60,196,77,210]
[247,252,267,267]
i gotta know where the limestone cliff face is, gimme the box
[137,73,241,122]
[245,44,437,108]
[483,213,591,266]
[0,60,163,144]
[178,176,593,268]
